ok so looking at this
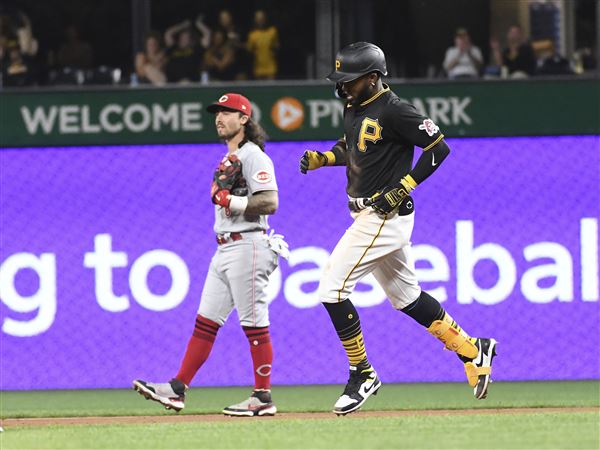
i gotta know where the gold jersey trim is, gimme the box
[360,84,390,107]
[423,133,444,151]
[337,217,387,302]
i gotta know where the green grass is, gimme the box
[1,381,598,418]
[1,381,599,449]
[2,413,599,449]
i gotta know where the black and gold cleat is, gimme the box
[462,338,498,399]
[333,366,382,415]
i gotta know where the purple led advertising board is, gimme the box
[1,136,599,390]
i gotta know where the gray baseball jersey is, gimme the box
[214,141,278,234]
[201,140,280,327]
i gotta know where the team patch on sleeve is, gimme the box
[418,119,440,137]
[252,170,273,184]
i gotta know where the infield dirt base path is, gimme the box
[3,407,598,428]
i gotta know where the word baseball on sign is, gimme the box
[1,136,598,389]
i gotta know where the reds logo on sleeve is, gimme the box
[418,119,440,137]
[252,170,273,184]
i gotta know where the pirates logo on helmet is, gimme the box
[327,42,388,84]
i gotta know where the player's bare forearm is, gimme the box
[408,139,450,185]
[245,190,278,215]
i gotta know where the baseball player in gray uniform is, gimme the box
[134,93,287,417]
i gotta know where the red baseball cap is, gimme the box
[206,93,252,117]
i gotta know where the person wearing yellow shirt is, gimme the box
[247,10,279,80]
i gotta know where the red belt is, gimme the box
[216,231,265,245]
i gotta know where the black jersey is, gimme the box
[341,85,444,198]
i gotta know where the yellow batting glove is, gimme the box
[299,150,334,174]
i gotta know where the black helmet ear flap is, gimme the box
[335,82,347,99]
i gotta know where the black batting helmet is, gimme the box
[326,42,388,83]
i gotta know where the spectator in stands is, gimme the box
[135,31,167,85]
[491,25,536,78]
[0,10,37,56]
[0,12,17,44]
[537,41,574,76]
[165,16,211,49]
[442,27,482,79]
[573,46,596,73]
[216,9,248,79]
[0,16,17,78]
[3,42,34,86]
[203,30,235,81]
[164,21,204,83]
[1,9,40,85]
[16,12,38,58]
[217,10,241,48]
[247,10,279,80]
[57,25,93,69]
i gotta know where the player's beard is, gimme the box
[218,124,243,142]
[350,83,375,106]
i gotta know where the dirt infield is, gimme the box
[3,407,598,428]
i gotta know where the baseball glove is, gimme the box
[211,154,244,205]
[214,154,243,190]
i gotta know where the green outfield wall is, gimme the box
[0,78,598,147]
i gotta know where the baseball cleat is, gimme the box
[462,338,498,399]
[333,366,381,415]
[132,379,187,412]
[222,390,277,417]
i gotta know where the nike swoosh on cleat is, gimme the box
[363,383,374,394]
[362,378,380,394]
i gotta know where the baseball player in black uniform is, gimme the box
[300,42,497,415]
